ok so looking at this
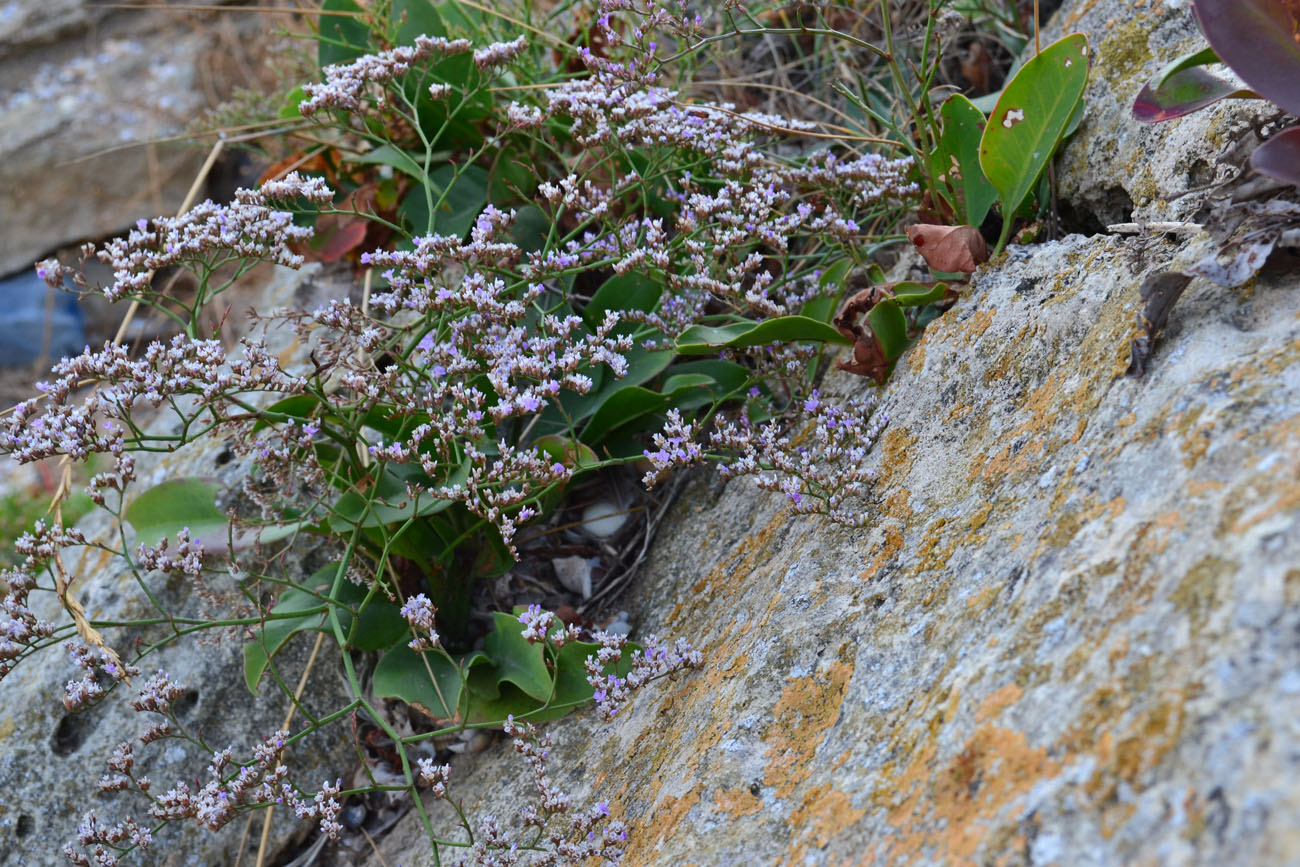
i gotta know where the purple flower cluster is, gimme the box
[89,174,331,302]
[63,639,139,712]
[640,409,703,486]
[299,35,472,117]
[401,593,440,651]
[136,528,205,578]
[584,630,702,721]
[712,391,889,526]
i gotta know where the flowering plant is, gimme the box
[0,0,931,862]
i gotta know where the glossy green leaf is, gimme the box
[391,0,447,43]
[892,282,949,306]
[400,163,490,239]
[1195,0,1300,116]
[675,315,851,355]
[1154,44,1220,89]
[483,611,552,702]
[125,478,229,550]
[348,144,436,181]
[373,645,470,719]
[980,34,1089,222]
[243,564,407,694]
[937,94,998,227]
[867,300,910,361]
[328,460,467,531]
[533,434,600,470]
[581,386,667,440]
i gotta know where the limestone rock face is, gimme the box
[370,229,1300,865]
[0,0,266,276]
[0,266,359,866]
[1045,0,1277,227]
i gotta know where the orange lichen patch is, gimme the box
[625,786,702,864]
[879,426,919,488]
[762,657,854,798]
[712,785,764,819]
[877,718,1062,864]
[1035,495,1125,556]
[666,507,787,627]
[976,683,1022,724]
[907,334,928,374]
[860,525,904,582]
[786,784,868,858]
[1226,462,1300,534]
[1063,688,1189,810]
[961,308,997,344]
[947,401,973,422]
[966,583,1001,617]
[967,502,994,531]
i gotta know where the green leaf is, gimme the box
[1132,68,1253,123]
[373,645,469,719]
[509,204,550,253]
[979,34,1089,224]
[533,435,600,470]
[936,94,998,227]
[318,0,373,70]
[675,315,851,355]
[242,564,407,694]
[483,611,552,702]
[867,300,910,361]
[400,163,490,239]
[1153,45,1220,90]
[328,460,468,531]
[581,386,668,440]
[892,282,949,306]
[584,272,662,330]
[391,0,446,43]
[243,565,336,694]
[125,478,228,550]
[348,144,437,181]
[251,394,326,433]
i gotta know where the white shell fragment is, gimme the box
[552,555,594,598]
[581,500,628,539]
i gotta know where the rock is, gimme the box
[0,1,273,276]
[1044,0,1278,228]
[0,266,362,866]
[367,230,1300,865]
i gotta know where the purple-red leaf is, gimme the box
[1250,127,1300,186]
[1194,0,1300,116]
[1132,67,1255,123]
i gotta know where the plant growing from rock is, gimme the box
[0,0,927,862]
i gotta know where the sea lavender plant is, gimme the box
[0,0,925,861]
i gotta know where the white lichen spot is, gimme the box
[1065,58,1073,67]
[1003,108,1026,128]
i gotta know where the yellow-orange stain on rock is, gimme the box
[712,785,763,819]
[786,784,868,859]
[762,658,854,798]
[879,426,919,488]
[877,713,1061,865]
[976,683,1022,724]
[624,786,702,865]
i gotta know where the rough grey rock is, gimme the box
[0,0,272,276]
[0,265,361,866]
[363,228,1300,865]
[1044,0,1279,228]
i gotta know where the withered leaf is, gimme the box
[1126,271,1192,378]
[905,224,989,274]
